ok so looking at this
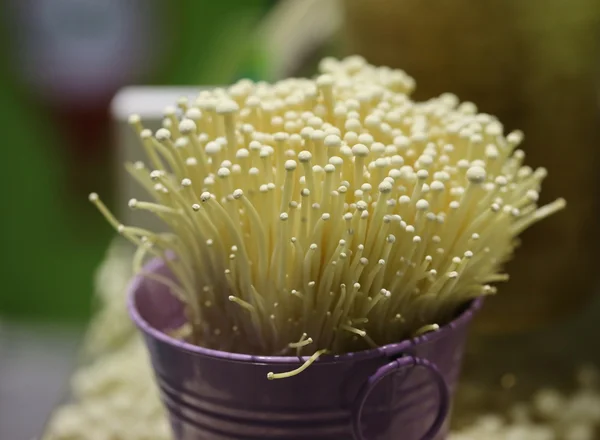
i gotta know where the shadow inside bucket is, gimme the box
[133,262,188,333]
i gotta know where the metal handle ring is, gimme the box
[352,356,450,440]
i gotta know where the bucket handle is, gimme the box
[352,355,450,440]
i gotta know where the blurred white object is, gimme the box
[110,87,202,231]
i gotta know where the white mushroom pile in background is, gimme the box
[450,365,600,440]
[43,242,171,440]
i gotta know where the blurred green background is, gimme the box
[0,0,282,324]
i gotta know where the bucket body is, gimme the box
[129,259,482,440]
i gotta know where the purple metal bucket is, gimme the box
[128,259,482,440]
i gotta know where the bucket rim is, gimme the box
[128,257,483,365]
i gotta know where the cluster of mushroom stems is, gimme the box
[91,56,564,377]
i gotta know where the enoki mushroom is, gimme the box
[91,56,565,378]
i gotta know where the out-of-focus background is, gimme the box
[1,0,599,439]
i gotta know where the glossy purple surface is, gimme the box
[129,259,482,440]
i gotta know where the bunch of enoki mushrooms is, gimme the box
[91,56,564,379]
